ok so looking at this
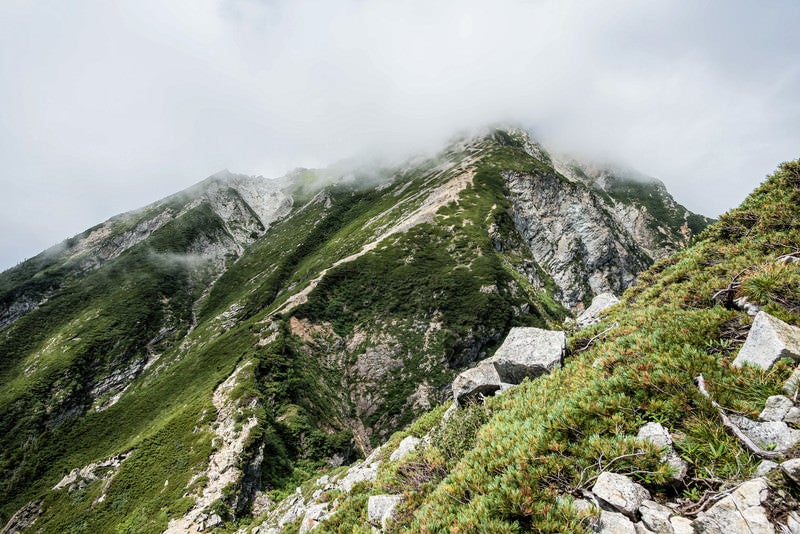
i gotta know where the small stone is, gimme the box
[755,460,779,477]
[389,436,420,462]
[733,311,800,370]
[638,500,673,533]
[452,361,503,406]
[637,422,688,481]
[596,510,636,533]
[783,368,800,397]
[572,498,598,516]
[592,472,651,519]
[633,522,655,534]
[781,458,800,485]
[367,494,403,531]
[488,327,565,383]
[759,395,794,422]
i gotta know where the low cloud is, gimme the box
[1,0,798,270]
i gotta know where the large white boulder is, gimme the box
[452,361,503,406]
[577,292,620,328]
[488,327,566,383]
[733,311,800,370]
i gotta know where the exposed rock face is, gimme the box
[0,500,42,534]
[733,311,800,369]
[592,472,651,519]
[505,170,650,309]
[577,292,620,328]
[693,478,774,534]
[367,494,403,531]
[489,327,566,383]
[389,436,421,462]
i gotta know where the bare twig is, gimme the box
[711,268,750,309]
[695,374,782,460]
[575,322,619,354]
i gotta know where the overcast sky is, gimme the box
[1,0,799,271]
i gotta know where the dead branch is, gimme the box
[711,268,750,309]
[575,322,619,354]
[694,374,782,460]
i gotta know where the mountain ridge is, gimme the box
[0,127,719,533]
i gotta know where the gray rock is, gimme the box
[781,458,800,485]
[338,459,379,493]
[733,311,800,370]
[730,414,800,453]
[573,498,598,516]
[756,460,779,477]
[592,472,651,519]
[367,494,403,531]
[389,436,420,462]
[488,327,565,383]
[638,500,673,533]
[734,296,762,317]
[784,368,800,398]
[785,407,800,424]
[669,516,694,534]
[759,395,794,422]
[637,422,688,481]
[596,510,636,533]
[452,361,502,405]
[693,478,773,534]
[206,513,222,528]
[577,292,620,328]
[633,523,654,534]
[785,511,800,534]
[298,502,329,534]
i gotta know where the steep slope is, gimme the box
[0,128,709,532]
[310,159,800,533]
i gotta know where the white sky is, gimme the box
[1,0,799,270]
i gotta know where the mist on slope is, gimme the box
[1,0,799,270]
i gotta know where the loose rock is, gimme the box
[452,361,502,405]
[577,292,620,328]
[733,311,800,370]
[637,422,688,481]
[693,478,773,534]
[638,500,673,533]
[596,510,636,534]
[759,395,794,422]
[756,460,780,477]
[730,414,800,453]
[488,327,565,383]
[781,458,800,485]
[592,472,651,519]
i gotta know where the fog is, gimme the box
[1,0,799,270]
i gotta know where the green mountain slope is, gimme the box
[0,128,713,532]
[313,159,800,533]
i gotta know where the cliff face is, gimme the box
[0,127,712,532]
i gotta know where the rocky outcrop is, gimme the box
[733,311,800,369]
[368,495,403,531]
[0,500,42,534]
[693,478,774,534]
[505,169,650,309]
[452,327,565,406]
[389,436,421,462]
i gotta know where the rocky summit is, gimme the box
[2,128,799,533]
